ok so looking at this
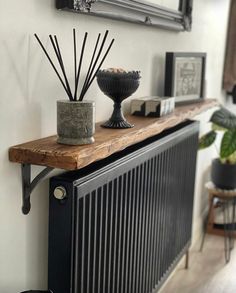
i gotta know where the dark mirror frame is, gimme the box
[56,0,193,31]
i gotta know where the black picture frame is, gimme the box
[164,52,206,105]
[56,0,193,32]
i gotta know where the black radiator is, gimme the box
[48,120,199,293]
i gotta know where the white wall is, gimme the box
[0,0,230,291]
[226,95,236,110]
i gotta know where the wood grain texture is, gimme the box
[9,99,218,170]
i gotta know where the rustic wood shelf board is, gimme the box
[9,99,218,170]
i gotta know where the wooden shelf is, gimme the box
[9,99,218,214]
[9,99,218,171]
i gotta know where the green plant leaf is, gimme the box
[199,131,217,149]
[211,123,227,131]
[220,130,236,158]
[227,151,236,164]
[210,107,236,130]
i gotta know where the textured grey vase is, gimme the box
[57,100,95,145]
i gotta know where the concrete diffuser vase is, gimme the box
[57,100,95,145]
[34,29,114,145]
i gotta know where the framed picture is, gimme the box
[56,0,193,32]
[164,52,206,104]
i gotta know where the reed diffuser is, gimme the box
[35,29,114,145]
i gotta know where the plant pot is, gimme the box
[211,158,236,189]
[57,100,95,145]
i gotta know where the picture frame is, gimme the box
[164,52,206,105]
[56,0,193,32]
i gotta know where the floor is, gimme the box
[161,235,236,293]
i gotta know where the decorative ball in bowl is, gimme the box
[96,68,141,128]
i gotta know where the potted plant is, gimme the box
[34,29,114,145]
[199,107,236,189]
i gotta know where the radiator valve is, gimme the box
[53,186,67,200]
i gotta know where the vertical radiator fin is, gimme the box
[49,121,199,293]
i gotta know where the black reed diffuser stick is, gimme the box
[79,38,115,101]
[74,32,88,101]
[79,33,101,101]
[34,33,71,98]
[79,30,109,100]
[73,29,77,89]
[34,29,114,101]
[50,35,73,100]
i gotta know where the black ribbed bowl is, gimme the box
[96,71,140,103]
[96,70,141,129]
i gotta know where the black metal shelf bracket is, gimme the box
[21,164,54,215]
